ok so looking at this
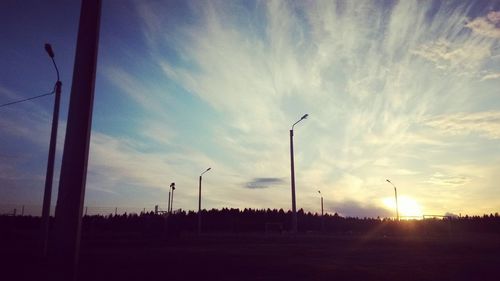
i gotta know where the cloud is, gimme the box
[481,72,500,81]
[425,172,471,187]
[103,66,171,113]
[329,200,392,218]
[424,111,500,139]
[487,11,500,23]
[412,40,491,71]
[465,11,500,38]
[4,0,500,215]
[244,177,286,189]
[0,85,20,101]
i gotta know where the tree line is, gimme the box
[1,208,499,238]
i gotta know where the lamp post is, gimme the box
[169,182,175,214]
[41,43,62,257]
[318,190,324,216]
[290,114,308,233]
[168,188,171,213]
[318,190,324,231]
[386,179,399,221]
[198,167,211,235]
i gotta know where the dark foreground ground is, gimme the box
[1,232,500,281]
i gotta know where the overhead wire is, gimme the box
[0,84,56,108]
[1,44,60,109]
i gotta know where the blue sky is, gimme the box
[1,0,499,217]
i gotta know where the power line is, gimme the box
[0,86,56,109]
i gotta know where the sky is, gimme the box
[1,0,499,218]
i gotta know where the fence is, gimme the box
[0,204,170,217]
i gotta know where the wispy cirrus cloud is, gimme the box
[465,11,500,38]
[425,172,471,187]
[411,40,491,72]
[424,111,500,139]
[4,1,500,216]
[124,0,500,214]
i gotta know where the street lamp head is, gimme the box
[170,182,175,188]
[292,113,309,129]
[386,179,391,183]
[44,43,55,58]
[201,167,211,176]
[44,43,60,82]
[318,190,321,194]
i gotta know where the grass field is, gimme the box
[1,232,499,281]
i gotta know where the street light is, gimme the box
[169,182,175,214]
[168,185,171,213]
[198,167,211,234]
[290,113,308,233]
[318,190,324,216]
[318,190,324,231]
[41,43,62,257]
[386,179,399,221]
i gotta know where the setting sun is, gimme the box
[383,196,423,218]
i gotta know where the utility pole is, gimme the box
[198,175,202,234]
[52,1,101,280]
[290,114,308,233]
[290,128,297,232]
[41,43,62,257]
[170,183,175,214]
[168,182,175,213]
[168,190,171,213]
[386,179,400,221]
[321,197,324,217]
[198,168,211,235]
[318,190,324,231]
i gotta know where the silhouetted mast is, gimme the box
[52,1,101,280]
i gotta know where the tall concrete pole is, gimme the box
[41,80,61,257]
[289,114,308,233]
[52,1,101,280]
[394,186,399,221]
[168,190,171,213]
[321,196,324,217]
[290,129,297,233]
[386,179,400,221]
[318,190,324,231]
[197,168,211,234]
[170,188,174,213]
[198,175,202,234]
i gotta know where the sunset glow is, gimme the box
[383,196,423,219]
